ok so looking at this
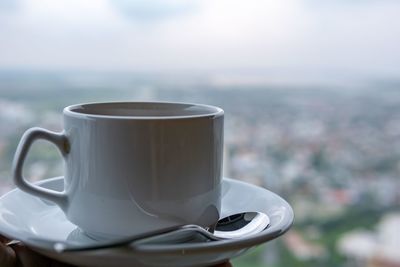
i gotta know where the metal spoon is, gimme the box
[26,212,269,252]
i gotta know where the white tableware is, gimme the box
[12,102,224,238]
[0,177,294,267]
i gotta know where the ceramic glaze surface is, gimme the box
[0,177,294,267]
[13,102,224,238]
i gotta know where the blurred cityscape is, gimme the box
[0,71,400,267]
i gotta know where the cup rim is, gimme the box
[63,101,224,120]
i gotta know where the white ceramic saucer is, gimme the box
[0,177,293,267]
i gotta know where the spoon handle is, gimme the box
[24,225,217,253]
[61,224,197,252]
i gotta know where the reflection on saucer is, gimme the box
[66,227,99,245]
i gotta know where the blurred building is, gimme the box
[338,213,400,267]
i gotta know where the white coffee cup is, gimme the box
[13,102,224,239]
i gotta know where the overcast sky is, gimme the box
[0,0,399,78]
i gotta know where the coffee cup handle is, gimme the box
[12,127,69,210]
